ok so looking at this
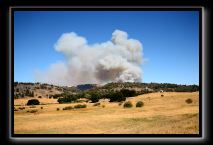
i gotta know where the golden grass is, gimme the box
[14,92,199,134]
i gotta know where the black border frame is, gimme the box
[11,6,202,138]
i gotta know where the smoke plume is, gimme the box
[35,30,144,86]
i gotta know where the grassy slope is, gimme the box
[14,92,199,134]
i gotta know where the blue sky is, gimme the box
[14,11,199,85]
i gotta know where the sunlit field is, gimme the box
[14,92,199,134]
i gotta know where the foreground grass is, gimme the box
[14,92,199,134]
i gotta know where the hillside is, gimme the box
[14,82,199,134]
[14,82,199,100]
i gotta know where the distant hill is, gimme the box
[76,84,97,90]
[14,82,78,99]
[14,82,199,99]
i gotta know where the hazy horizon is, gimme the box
[14,80,199,87]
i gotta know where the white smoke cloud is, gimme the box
[34,29,144,86]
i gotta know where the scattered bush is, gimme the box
[108,92,126,102]
[185,98,193,104]
[74,104,87,109]
[118,102,123,106]
[40,103,46,105]
[120,89,137,97]
[175,85,199,92]
[57,94,78,104]
[56,108,60,111]
[75,99,84,103]
[161,94,164,97]
[89,92,100,103]
[136,101,144,107]
[123,101,133,108]
[93,102,101,106]
[102,105,105,108]
[38,96,42,98]
[63,106,74,110]
[19,107,25,110]
[27,99,40,106]
[40,107,43,109]
[28,109,38,113]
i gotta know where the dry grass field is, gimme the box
[14,92,199,134]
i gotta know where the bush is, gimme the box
[118,102,123,106]
[74,104,87,109]
[63,106,74,110]
[120,89,137,97]
[108,92,126,102]
[185,98,193,104]
[75,99,84,103]
[19,107,25,110]
[57,108,60,111]
[136,101,144,107]
[161,94,164,97]
[52,94,61,99]
[28,109,38,113]
[27,99,40,106]
[123,101,133,108]
[102,105,105,108]
[38,96,42,98]
[89,92,100,103]
[57,94,78,104]
[93,102,101,106]
[40,107,43,109]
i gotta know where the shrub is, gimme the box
[52,94,61,99]
[108,92,126,102]
[56,108,60,111]
[40,107,43,109]
[38,96,42,98]
[57,94,78,104]
[136,101,144,107]
[58,97,69,104]
[75,99,84,103]
[161,94,164,97]
[28,109,38,113]
[102,105,105,108]
[123,101,133,108]
[185,98,193,104]
[63,106,74,110]
[120,89,137,97]
[19,107,25,110]
[89,92,100,103]
[27,99,40,106]
[74,104,87,109]
[118,102,123,106]
[93,102,101,106]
